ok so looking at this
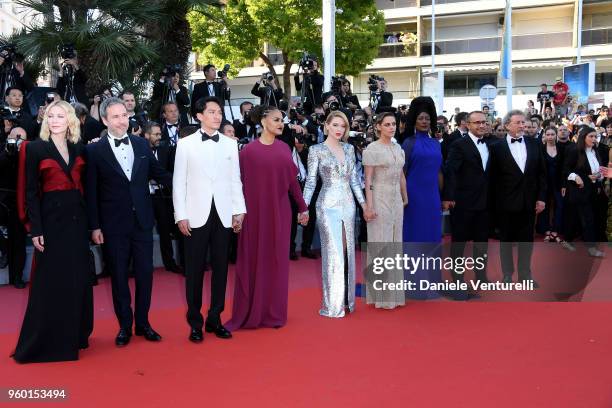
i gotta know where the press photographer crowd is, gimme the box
[2,43,612,363]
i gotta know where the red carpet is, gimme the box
[2,248,612,407]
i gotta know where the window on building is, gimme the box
[444,73,497,97]
[595,72,612,92]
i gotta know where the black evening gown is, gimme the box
[13,139,93,363]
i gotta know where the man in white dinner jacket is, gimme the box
[173,96,246,343]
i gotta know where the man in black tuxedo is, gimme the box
[5,87,36,139]
[190,64,229,119]
[233,101,257,141]
[489,110,546,286]
[373,78,393,114]
[86,98,173,347]
[143,122,183,274]
[443,111,492,297]
[160,102,184,146]
[441,111,468,163]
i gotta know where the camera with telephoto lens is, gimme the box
[60,44,76,60]
[0,106,18,123]
[217,64,230,79]
[331,76,345,94]
[0,44,17,68]
[312,112,326,125]
[262,72,274,82]
[5,137,22,155]
[299,52,316,71]
[328,101,340,112]
[347,131,369,149]
[368,74,383,92]
[46,92,55,104]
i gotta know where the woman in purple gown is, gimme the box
[225,105,308,331]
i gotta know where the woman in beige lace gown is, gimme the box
[363,112,408,309]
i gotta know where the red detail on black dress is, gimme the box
[38,157,85,194]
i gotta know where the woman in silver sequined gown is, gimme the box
[303,112,369,318]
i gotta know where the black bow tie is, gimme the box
[511,137,523,144]
[167,123,178,129]
[113,136,129,147]
[206,81,214,86]
[201,131,219,143]
[477,138,486,144]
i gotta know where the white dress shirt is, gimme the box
[568,147,601,182]
[207,81,215,97]
[468,132,489,170]
[165,122,179,145]
[108,133,134,181]
[506,134,526,173]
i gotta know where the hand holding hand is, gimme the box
[232,214,245,233]
[298,211,309,226]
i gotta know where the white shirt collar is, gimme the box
[108,132,128,140]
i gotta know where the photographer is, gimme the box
[338,78,361,111]
[0,126,27,288]
[369,75,393,114]
[294,56,324,115]
[121,91,148,136]
[4,87,35,140]
[90,86,114,122]
[72,102,105,143]
[251,72,284,108]
[190,64,230,119]
[233,101,257,142]
[56,47,88,106]
[0,46,35,97]
[323,94,352,123]
[152,67,190,125]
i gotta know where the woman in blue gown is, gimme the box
[401,97,443,299]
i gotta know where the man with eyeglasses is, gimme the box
[144,122,183,275]
[443,111,492,299]
[489,110,547,288]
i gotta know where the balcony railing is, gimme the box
[421,32,572,55]
[421,0,488,5]
[376,0,417,9]
[582,27,612,45]
[378,43,417,58]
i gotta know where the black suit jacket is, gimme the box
[56,69,88,107]
[374,92,393,113]
[489,136,547,213]
[152,142,175,197]
[191,80,228,118]
[443,136,491,211]
[441,129,464,163]
[151,82,191,124]
[232,119,257,140]
[85,135,173,235]
[562,144,603,204]
[294,71,324,112]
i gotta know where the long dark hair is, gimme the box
[576,126,600,169]
[403,96,437,138]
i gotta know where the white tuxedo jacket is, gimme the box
[172,130,246,228]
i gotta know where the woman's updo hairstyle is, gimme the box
[249,105,279,126]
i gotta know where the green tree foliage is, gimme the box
[189,0,384,97]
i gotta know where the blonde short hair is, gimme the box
[39,100,81,144]
[325,111,350,140]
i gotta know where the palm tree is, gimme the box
[12,0,220,97]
